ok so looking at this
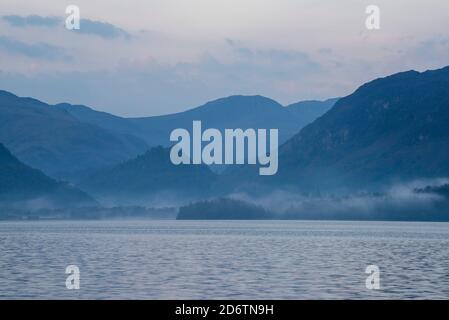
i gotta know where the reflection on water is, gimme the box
[1,219,449,299]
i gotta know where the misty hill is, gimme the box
[79,146,217,205]
[177,192,449,221]
[59,95,337,146]
[0,143,96,211]
[0,90,148,181]
[224,66,449,193]
[417,183,449,199]
[177,198,271,220]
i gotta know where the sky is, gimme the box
[1,0,449,116]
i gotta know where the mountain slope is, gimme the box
[56,102,141,137]
[0,90,148,181]
[0,143,96,209]
[224,66,449,193]
[79,146,217,205]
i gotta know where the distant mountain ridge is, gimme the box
[60,95,338,146]
[0,90,336,181]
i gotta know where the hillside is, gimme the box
[223,67,449,193]
[0,143,96,211]
[0,90,148,181]
[79,146,217,205]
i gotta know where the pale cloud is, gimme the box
[2,14,60,27]
[73,19,130,39]
[2,14,130,39]
[0,36,70,60]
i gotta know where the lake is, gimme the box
[1,219,449,299]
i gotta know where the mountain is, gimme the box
[79,146,217,206]
[0,90,336,182]
[0,143,96,211]
[224,66,449,193]
[0,90,148,181]
[59,95,337,146]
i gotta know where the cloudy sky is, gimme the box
[1,0,449,116]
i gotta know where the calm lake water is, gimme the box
[1,219,449,299]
